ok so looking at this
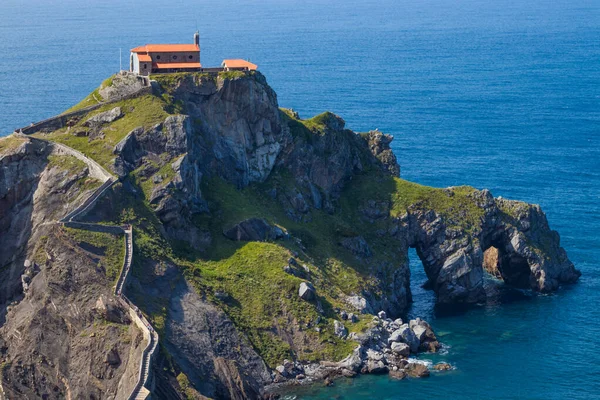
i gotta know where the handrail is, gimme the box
[14,134,159,400]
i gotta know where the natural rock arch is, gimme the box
[397,190,580,304]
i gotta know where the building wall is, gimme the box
[132,53,139,73]
[130,51,201,76]
[147,51,200,64]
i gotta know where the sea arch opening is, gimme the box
[482,235,534,289]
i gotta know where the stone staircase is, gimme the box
[13,134,159,400]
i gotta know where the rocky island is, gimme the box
[0,71,580,399]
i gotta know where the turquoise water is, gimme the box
[1,0,599,398]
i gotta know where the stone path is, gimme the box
[15,134,159,400]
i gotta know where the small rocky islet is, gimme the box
[0,71,579,399]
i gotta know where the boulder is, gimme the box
[85,107,123,127]
[389,369,407,379]
[377,311,387,320]
[366,349,384,362]
[406,362,430,378]
[433,362,452,371]
[223,218,283,242]
[298,282,315,301]
[340,236,372,258]
[366,360,388,374]
[105,347,121,367]
[338,346,364,372]
[388,325,419,353]
[390,342,410,357]
[412,324,428,342]
[334,320,347,338]
[345,295,371,314]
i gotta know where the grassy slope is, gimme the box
[39,95,169,170]
[0,135,26,155]
[63,227,125,282]
[63,76,115,113]
[35,74,494,369]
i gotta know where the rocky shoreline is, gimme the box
[267,312,451,394]
[0,71,579,399]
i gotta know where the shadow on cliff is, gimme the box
[0,140,51,325]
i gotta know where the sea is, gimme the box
[1,0,599,398]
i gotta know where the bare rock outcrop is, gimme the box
[390,189,581,304]
[0,138,102,314]
[0,226,145,399]
[98,71,149,101]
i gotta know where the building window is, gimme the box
[173,55,178,60]
[143,64,147,69]
[188,55,193,60]
[156,55,161,60]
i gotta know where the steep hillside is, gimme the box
[0,71,580,399]
[0,139,146,399]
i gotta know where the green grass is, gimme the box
[40,95,170,170]
[152,72,215,91]
[218,70,247,80]
[47,154,87,174]
[63,227,125,281]
[46,154,103,198]
[302,111,339,132]
[37,71,503,371]
[136,155,181,199]
[0,135,26,155]
[179,175,411,366]
[340,172,485,234]
[63,75,115,113]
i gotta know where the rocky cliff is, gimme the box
[0,138,145,399]
[0,71,580,399]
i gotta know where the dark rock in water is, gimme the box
[389,369,407,380]
[223,218,284,242]
[433,362,452,371]
[405,190,581,304]
[388,325,419,354]
[406,363,430,378]
[367,360,388,374]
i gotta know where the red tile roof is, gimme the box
[137,54,152,62]
[132,44,200,53]
[153,62,202,69]
[222,59,258,70]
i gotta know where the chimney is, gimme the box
[193,31,200,47]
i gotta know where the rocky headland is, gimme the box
[0,70,580,399]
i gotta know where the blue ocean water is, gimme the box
[1,0,599,398]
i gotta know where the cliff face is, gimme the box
[0,71,580,399]
[0,139,145,399]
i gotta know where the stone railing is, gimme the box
[116,228,159,400]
